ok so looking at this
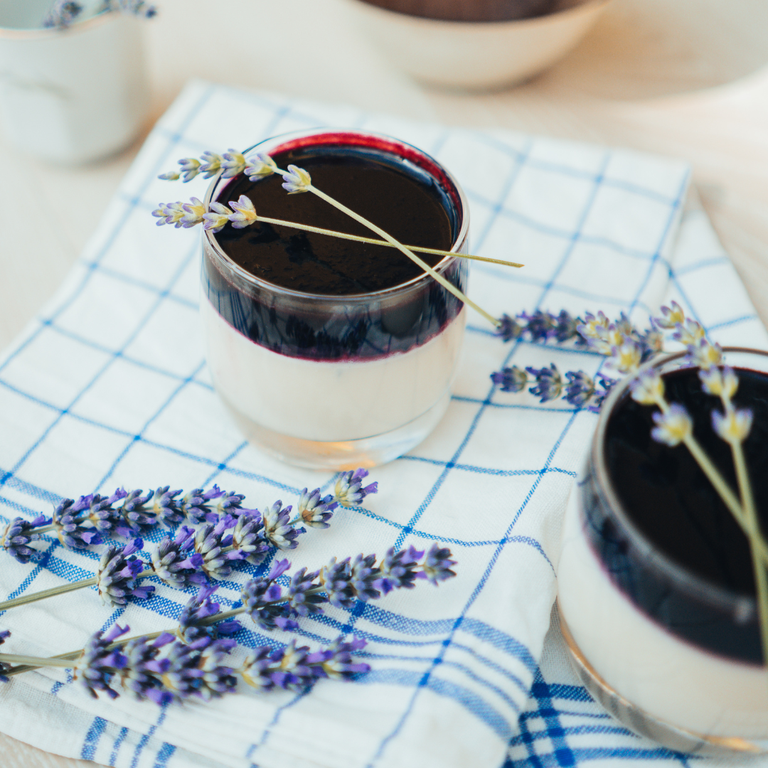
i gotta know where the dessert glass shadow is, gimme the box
[558,347,768,755]
[201,129,469,469]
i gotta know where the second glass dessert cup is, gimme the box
[558,348,768,754]
[200,129,469,470]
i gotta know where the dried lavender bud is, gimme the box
[297,488,337,529]
[563,371,596,407]
[321,636,370,680]
[176,586,242,644]
[230,511,271,566]
[162,637,237,703]
[194,515,245,579]
[526,364,563,403]
[349,553,381,602]
[333,469,378,508]
[420,543,457,585]
[151,526,205,588]
[0,514,48,564]
[182,486,227,525]
[241,560,297,632]
[96,539,154,607]
[74,624,130,700]
[151,486,185,527]
[42,0,83,28]
[494,313,523,342]
[491,366,528,393]
[262,502,300,550]
[320,557,356,609]
[377,546,423,594]
[119,633,175,703]
[52,496,102,549]
[286,568,325,617]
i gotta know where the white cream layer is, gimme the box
[201,295,466,442]
[558,482,768,739]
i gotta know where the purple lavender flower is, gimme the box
[270,640,324,690]
[151,486,185,527]
[297,487,337,529]
[321,636,370,680]
[115,489,156,536]
[420,543,457,585]
[119,633,175,702]
[333,469,378,508]
[42,1,83,28]
[286,568,325,617]
[220,149,246,178]
[520,310,557,342]
[563,371,596,407]
[0,630,11,682]
[193,515,245,580]
[651,403,693,447]
[96,539,154,607]
[349,553,381,602]
[196,639,238,701]
[282,165,312,194]
[494,314,523,343]
[181,486,226,525]
[244,153,278,180]
[174,158,201,183]
[1,514,48,564]
[587,374,618,413]
[491,366,527,393]
[108,0,158,19]
[198,151,224,178]
[74,624,130,700]
[377,546,423,595]
[84,489,129,537]
[203,202,233,233]
[262,501,301,550]
[553,310,583,343]
[53,496,102,549]
[240,645,282,691]
[230,511,271,566]
[320,557,357,609]
[161,637,236,702]
[176,586,242,644]
[241,559,297,632]
[151,526,206,588]
[526,364,563,403]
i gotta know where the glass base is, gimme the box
[220,390,451,470]
[558,604,768,756]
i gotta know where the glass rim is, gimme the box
[0,7,112,38]
[590,345,768,610]
[201,127,470,306]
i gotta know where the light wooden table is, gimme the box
[1,0,767,764]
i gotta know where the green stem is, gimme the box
[253,214,523,269]
[0,577,98,612]
[307,184,499,327]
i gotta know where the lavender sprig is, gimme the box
[96,539,154,607]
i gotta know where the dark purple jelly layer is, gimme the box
[202,140,467,361]
[582,367,768,664]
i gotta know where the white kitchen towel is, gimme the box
[0,80,765,768]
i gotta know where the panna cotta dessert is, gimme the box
[558,349,768,751]
[201,130,469,468]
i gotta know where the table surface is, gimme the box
[2,0,768,765]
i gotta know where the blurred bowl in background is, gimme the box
[342,0,611,90]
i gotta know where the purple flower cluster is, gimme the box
[241,636,369,692]
[0,514,49,564]
[96,539,154,607]
[494,310,584,345]
[150,526,205,588]
[241,544,456,630]
[176,587,242,644]
[333,469,378,508]
[75,624,236,704]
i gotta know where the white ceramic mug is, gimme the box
[0,0,151,164]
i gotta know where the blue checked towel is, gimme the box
[0,81,765,768]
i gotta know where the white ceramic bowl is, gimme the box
[343,0,611,90]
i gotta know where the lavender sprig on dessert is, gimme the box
[155,148,521,325]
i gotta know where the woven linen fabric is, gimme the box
[0,80,766,768]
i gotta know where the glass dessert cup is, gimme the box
[558,347,768,755]
[200,129,469,470]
